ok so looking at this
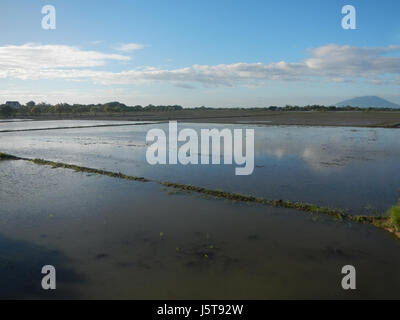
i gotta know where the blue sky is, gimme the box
[0,0,399,107]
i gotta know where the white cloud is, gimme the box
[0,43,399,86]
[0,43,129,69]
[0,88,147,105]
[115,43,146,52]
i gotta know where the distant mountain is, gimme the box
[336,96,400,108]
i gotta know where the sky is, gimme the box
[0,0,399,107]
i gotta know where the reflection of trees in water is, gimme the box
[0,234,84,299]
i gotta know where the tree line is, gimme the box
[0,101,183,116]
[1,101,399,117]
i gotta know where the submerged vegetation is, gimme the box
[0,151,399,239]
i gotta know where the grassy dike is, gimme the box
[1,151,399,240]
[0,153,20,160]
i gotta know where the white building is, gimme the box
[5,101,21,109]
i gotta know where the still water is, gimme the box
[1,121,399,213]
[0,160,400,299]
[0,119,155,131]
[0,120,399,299]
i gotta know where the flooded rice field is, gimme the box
[0,120,400,299]
[1,122,399,213]
[0,119,157,132]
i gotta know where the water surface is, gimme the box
[0,119,156,131]
[0,160,399,299]
[1,122,399,214]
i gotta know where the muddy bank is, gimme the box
[184,111,400,128]
[4,111,400,128]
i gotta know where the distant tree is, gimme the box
[26,101,36,107]
[18,105,30,115]
[53,104,62,114]
[131,105,143,111]
[30,106,42,115]
[53,103,71,114]
[90,106,98,116]
[0,104,14,117]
